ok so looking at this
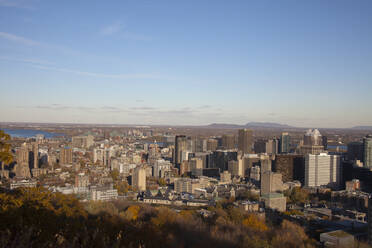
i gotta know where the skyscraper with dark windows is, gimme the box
[222,134,235,150]
[347,141,364,162]
[174,135,187,165]
[238,129,253,154]
[364,135,372,169]
[279,132,290,154]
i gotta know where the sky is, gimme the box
[0,0,371,128]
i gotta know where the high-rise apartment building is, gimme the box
[72,135,94,148]
[305,153,341,188]
[189,158,203,177]
[207,138,218,151]
[133,167,146,191]
[228,158,244,177]
[238,129,253,154]
[265,139,279,155]
[174,135,187,165]
[364,135,372,168]
[279,132,290,154]
[59,147,73,165]
[222,134,235,150]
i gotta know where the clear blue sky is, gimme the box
[0,0,371,128]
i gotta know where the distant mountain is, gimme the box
[351,126,372,130]
[206,122,293,129]
[245,122,293,128]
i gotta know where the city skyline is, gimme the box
[1,0,372,128]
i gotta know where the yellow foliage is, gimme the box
[151,207,177,227]
[123,205,140,221]
[242,214,268,232]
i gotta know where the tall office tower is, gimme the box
[347,141,364,162]
[265,139,279,155]
[186,137,195,153]
[14,143,31,178]
[194,138,207,152]
[228,158,244,177]
[16,143,29,165]
[59,146,73,165]
[189,157,203,176]
[279,132,290,154]
[298,129,324,155]
[133,167,146,191]
[31,143,39,169]
[364,135,372,169]
[254,139,266,154]
[222,134,235,150]
[305,153,341,188]
[211,151,238,172]
[273,154,305,183]
[174,135,187,165]
[207,138,218,151]
[238,129,253,154]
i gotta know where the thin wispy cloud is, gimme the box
[0,56,53,65]
[0,32,40,46]
[100,21,152,41]
[0,0,35,9]
[122,31,152,41]
[32,64,173,80]
[101,22,124,35]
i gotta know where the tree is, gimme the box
[114,180,129,194]
[158,178,167,186]
[0,130,13,170]
[284,187,309,204]
[110,169,120,181]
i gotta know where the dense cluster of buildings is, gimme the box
[2,125,372,245]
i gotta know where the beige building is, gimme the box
[260,171,286,212]
[189,158,203,176]
[220,171,231,184]
[228,158,244,177]
[133,167,146,191]
[60,147,73,165]
[238,129,253,154]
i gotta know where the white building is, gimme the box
[153,159,172,178]
[305,153,341,188]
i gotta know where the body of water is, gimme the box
[327,145,347,150]
[1,128,64,138]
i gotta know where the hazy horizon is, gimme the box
[1,0,372,128]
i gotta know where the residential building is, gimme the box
[305,153,341,188]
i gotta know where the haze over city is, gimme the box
[1,0,372,128]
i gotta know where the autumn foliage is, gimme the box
[0,187,315,247]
